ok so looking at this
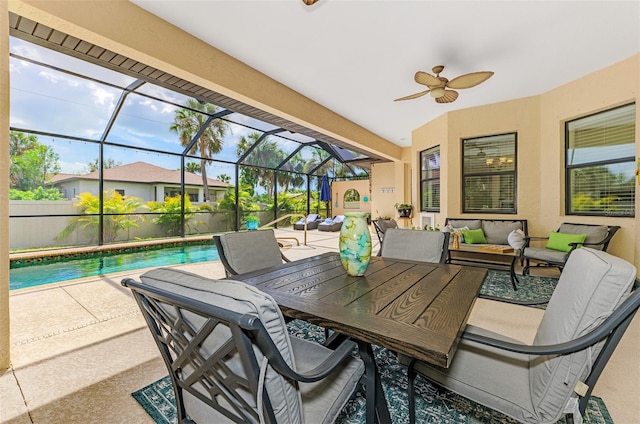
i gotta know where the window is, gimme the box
[566,104,635,217]
[343,189,361,209]
[462,133,517,214]
[420,146,440,212]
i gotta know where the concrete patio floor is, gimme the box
[1,228,638,423]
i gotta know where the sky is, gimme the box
[8,36,328,185]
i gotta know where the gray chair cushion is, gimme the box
[291,337,365,424]
[482,221,523,245]
[380,228,446,263]
[218,229,284,274]
[398,325,536,423]
[558,224,608,249]
[523,246,568,264]
[529,248,637,421]
[139,267,303,423]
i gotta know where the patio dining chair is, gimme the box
[379,228,449,263]
[123,268,364,424]
[213,229,290,277]
[399,248,639,424]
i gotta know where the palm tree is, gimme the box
[170,98,229,201]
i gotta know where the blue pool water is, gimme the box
[10,244,220,291]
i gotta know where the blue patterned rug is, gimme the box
[133,271,613,424]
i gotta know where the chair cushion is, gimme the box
[380,228,446,263]
[291,337,364,424]
[482,221,524,245]
[398,325,536,423]
[545,231,587,252]
[530,248,637,422]
[219,229,283,274]
[139,268,304,424]
[558,224,608,248]
[461,228,487,244]
[523,246,568,264]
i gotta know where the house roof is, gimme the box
[50,162,229,189]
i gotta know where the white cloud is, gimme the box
[59,160,89,175]
[38,69,80,87]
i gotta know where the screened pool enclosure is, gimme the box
[8,19,382,251]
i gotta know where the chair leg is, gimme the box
[407,359,418,424]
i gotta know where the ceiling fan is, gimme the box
[394,65,494,104]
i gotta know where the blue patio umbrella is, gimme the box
[320,175,331,215]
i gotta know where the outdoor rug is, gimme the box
[132,271,613,424]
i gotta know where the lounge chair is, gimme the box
[293,213,322,230]
[318,215,345,232]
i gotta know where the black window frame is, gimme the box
[564,103,636,217]
[420,145,440,213]
[461,133,517,214]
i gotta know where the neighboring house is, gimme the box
[50,161,229,203]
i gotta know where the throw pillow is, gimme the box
[461,228,487,244]
[447,225,469,242]
[546,231,587,252]
[507,229,526,250]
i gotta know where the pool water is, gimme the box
[10,244,220,291]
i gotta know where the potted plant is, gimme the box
[394,203,413,218]
[245,215,260,231]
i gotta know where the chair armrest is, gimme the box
[466,284,640,355]
[245,315,358,383]
[522,236,549,248]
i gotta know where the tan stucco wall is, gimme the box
[410,54,638,265]
[331,180,371,217]
[1,0,11,369]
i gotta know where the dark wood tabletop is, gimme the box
[232,252,487,368]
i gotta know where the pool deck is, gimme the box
[2,228,639,423]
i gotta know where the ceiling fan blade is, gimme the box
[394,89,431,102]
[435,90,458,104]
[447,71,494,89]
[414,71,441,87]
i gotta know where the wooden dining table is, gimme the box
[231,252,487,424]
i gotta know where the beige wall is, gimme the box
[1,0,10,369]
[331,180,371,217]
[410,54,638,264]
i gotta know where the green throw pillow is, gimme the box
[461,228,487,244]
[546,231,587,252]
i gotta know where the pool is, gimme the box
[10,243,220,291]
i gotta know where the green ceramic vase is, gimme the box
[339,212,372,276]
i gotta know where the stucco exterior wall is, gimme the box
[330,179,371,217]
[410,55,638,264]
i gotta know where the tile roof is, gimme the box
[50,162,229,188]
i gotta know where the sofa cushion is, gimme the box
[447,219,482,230]
[482,221,524,245]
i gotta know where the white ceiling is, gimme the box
[133,0,639,148]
